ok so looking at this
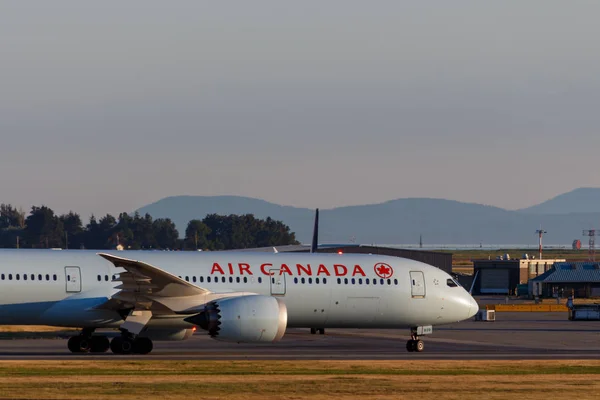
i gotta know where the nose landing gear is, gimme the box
[406,325,432,353]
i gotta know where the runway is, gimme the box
[1,312,599,360]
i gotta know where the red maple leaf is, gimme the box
[376,264,392,278]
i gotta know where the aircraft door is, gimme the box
[269,269,286,296]
[410,271,425,298]
[65,266,81,293]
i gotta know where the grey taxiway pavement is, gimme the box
[1,312,599,360]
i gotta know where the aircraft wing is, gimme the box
[96,253,210,312]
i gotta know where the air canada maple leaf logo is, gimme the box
[374,263,393,279]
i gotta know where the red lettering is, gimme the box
[334,264,348,276]
[316,264,331,276]
[228,263,234,275]
[260,263,273,275]
[211,263,225,275]
[296,263,312,276]
[352,265,366,276]
[280,263,293,275]
[238,263,253,275]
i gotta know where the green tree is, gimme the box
[24,206,64,248]
[153,218,180,249]
[60,211,84,249]
[184,219,211,250]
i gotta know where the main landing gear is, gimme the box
[67,329,153,355]
[110,332,153,355]
[310,328,325,335]
[67,328,110,353]
[406,325,432,353]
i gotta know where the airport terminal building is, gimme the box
[471,257,566,295]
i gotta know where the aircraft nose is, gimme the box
[467,295,479,319]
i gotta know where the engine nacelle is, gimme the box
[184,295,287,343]
[139,328,195,341]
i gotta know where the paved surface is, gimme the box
[1,313,599,360]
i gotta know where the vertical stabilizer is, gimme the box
[311,208,319,253]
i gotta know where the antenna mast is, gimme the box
[535,228,546,260]
[583,230,599,261]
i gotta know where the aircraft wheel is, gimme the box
[67,336,90,353]
[415,340,424,352]
[310,328,317,334]
[90,336,110,353]
[318,328,325,335]
[110,336,134,354]
[406,340,414,352]
[133,337,153,355]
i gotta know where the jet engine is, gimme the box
[184,295,287,342]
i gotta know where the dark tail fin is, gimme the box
[311,208,319,253]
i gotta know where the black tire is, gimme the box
[133,337,153,355]
[110,337,131,354]
[90,336,110,353]
[68,336,90,353]
[406,340,414,352]
[310,328,317,334]
[67,336,82,353]
[415,340,424,352]
[318,328,325,335]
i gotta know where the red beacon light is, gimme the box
[337,250,343,255]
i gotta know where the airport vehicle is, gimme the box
[0,249,478,354]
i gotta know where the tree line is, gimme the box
[0,204,299,250]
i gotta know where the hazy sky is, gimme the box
[2,1,600,219]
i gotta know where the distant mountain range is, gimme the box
[135,188,600,245]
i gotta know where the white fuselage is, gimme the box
[0,250,477,331]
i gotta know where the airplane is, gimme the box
[0,249,478,354]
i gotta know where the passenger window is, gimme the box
[387,279,391,285]
[323,278,327,284]
[344,278,348,284]
[380,279,384,285]
[258,277,262,283]
[351,278,355,284]
[1,274,4,280]
[31,274,34,280]
[294,277,298,284]
[229,277,233,283]
[185,276,189,282]
[207,276,211,283]
[23,274,27,281]
[97,275,101,282]
[447,278,458,287]
[243,277,248,283]
[45,274,49,281]
[105,275,109,281]
[16,274,20,280]
[38,274,42,281]
[301,277,305,284]
[53,274,57,281]
[221,277,225,283]
[200,276,204,283]
[337,278,341,284]
[366,278,370,284]
[193,276,197,283]
[9,274,12,280]
[394,279,398,285]
[316,277,320,284]
[358,278,362,284]
[308,278,312,284]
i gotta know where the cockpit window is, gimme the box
[447,278,459,287]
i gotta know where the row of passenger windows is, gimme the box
[181,275,262,284]
[336,277,399,286]
[1,273,57,281]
